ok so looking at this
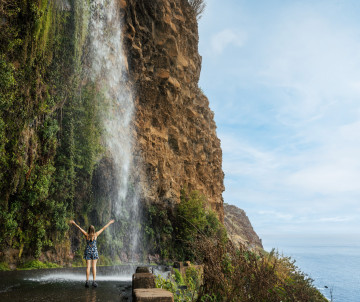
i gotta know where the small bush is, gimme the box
[175,189,226,261]
[185,266,202,291]
[143,189,226,261]
[156,271,201,302]
[174,268,184,285]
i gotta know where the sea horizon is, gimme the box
[261,233,360,301]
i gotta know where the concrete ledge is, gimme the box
[133,288,174,302]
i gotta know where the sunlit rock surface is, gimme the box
[122,0,225,220]
[224,203,263,250]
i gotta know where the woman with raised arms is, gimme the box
[70,219,115,287]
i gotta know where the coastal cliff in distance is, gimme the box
[122,0,225,220]
[224,203,263,250]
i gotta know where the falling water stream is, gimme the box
[88,0,141,260]
[89,0,134,213]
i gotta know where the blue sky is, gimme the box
[198,0,360,237]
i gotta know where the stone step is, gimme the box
[132,272,156,289]
[136,266,151,274]
[133,288,174,302]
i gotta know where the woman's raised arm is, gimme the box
[70,220,87,237]
[96,219,115,237]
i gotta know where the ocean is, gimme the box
[262,234,360,302]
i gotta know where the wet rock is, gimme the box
[121,252,129,262]
[148,254,160,263]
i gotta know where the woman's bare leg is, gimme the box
[86,260,91,281]
[92,259,97,281]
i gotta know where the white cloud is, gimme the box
[318,217,353,223]
[258,11,360,123]
[210,29,246,55]
[199,0,360,234]
[258,210,293,221]
[220,133,278,177]
[287,164,360,194]
[285,120,360,194]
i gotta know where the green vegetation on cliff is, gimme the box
[0,0,102,261]
[144,189,224,261]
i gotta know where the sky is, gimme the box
[197,0,360,238]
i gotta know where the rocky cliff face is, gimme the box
[122,0,225,220]
[224,203,263,250]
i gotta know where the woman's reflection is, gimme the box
[85,288,97,302]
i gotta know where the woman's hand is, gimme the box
[69,220,75,224]
[110,219,115,224]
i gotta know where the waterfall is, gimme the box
[87,0,140,261]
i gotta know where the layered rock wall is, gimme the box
[122,0,225,220]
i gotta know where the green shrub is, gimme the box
[175,189,226,261]
[174,268,184,285]
[156,272,200,302]
[185,266,202,291]
[143,203,175,260]
[143,189,225,261]
[18,260,60,270]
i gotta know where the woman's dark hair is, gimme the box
[88,225,96,240]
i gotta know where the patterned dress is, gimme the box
[84,238,99,260]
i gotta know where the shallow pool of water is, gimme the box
[0,266,133,302]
